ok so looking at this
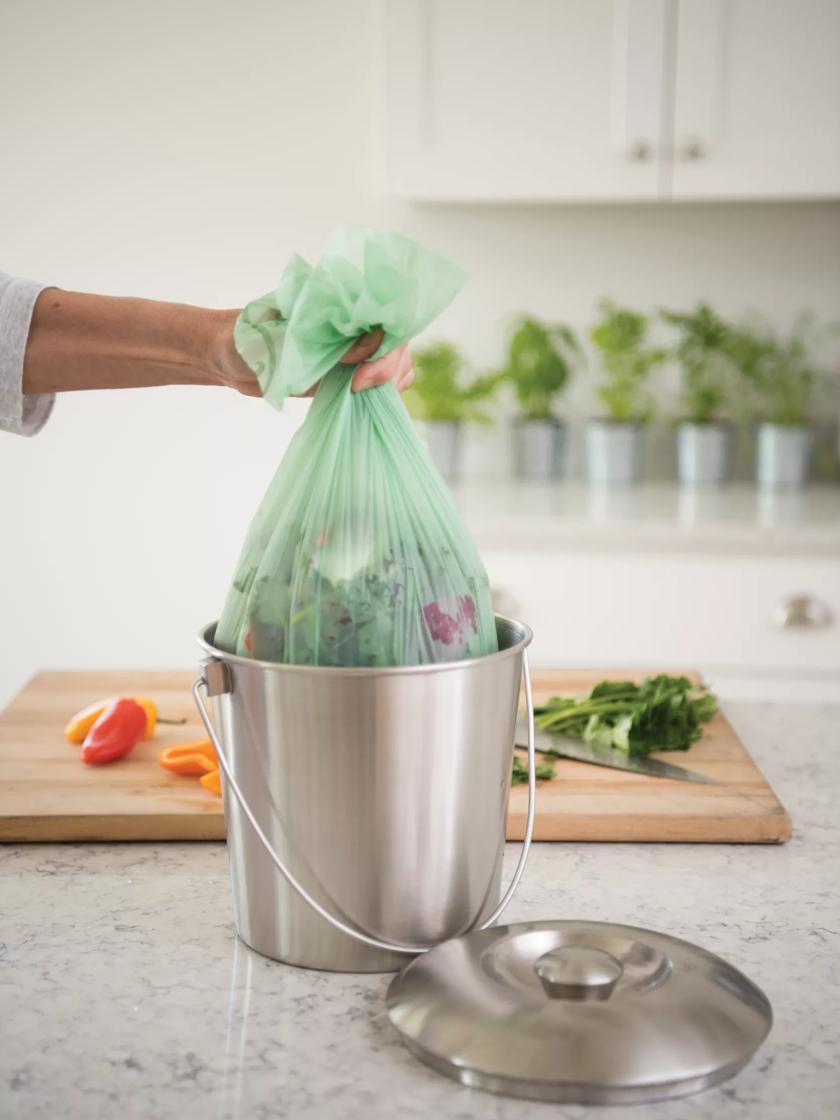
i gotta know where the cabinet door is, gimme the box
[671,0,840,199]
[381,0,669,201]
[484,549,840,699]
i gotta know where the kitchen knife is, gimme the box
[514,715,721,785]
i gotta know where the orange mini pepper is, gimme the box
[199,768,222,796]
[157,739,217,777]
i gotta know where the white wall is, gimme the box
[1,0,839,706]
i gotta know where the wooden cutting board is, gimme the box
[0,669,791,843]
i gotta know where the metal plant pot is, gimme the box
[511,418,566,481]
[585,420,644,486]
[421,421,462,483]
[756,423,813,489]
[676,421,735,488]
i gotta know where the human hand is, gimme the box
[340,329,415,394]
[213,315,414,398]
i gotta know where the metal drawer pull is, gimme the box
[771,595,833,630]
[628,139,652,162]
[679,138,706,161]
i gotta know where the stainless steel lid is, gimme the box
[386,920,772,1105]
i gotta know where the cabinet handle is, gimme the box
[771,595,833,630]
[628,139,652,162]
[679,139,706,161]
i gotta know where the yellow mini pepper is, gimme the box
[65,697,182,743]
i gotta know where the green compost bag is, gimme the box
[215,227,498,667]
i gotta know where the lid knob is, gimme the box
[534,947,623,1001]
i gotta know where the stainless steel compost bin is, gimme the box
[193,616,536,973]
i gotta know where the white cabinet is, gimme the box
[381,0,840,202]
[455,481,840,701]
[382,0,668,201]
[485,549,840,701]
[671,0,840,199]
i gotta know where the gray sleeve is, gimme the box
[0,272,55,436]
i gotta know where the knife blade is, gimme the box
[514,715,721,785]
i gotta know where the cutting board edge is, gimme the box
[0,814,227,843]
[506,809,793,844]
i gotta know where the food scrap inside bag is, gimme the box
[215,228,498,667]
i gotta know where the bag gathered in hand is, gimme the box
[215,227,498,667]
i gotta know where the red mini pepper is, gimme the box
[80,699,148,765]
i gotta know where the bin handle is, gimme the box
[192,650,537,957]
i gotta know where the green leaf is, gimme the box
[511,755,556,785]
[590,301,665,422]
[496,316,583,421]
[535,674,717,756]
[725,313,834,426]
[610,713,633,752]
[405,342,501,424]
[661,303,737,423]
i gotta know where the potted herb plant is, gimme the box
[404,342,498,482]
[728,317,823,489]
[497,316,583,480]
[662,303,737,487]
[587,301,666,485]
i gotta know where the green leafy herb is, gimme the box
[661,303,736,423]
[511,755,556,785]
[404,342,500,424]
[240,542,493,668]
[726,314,831,427]
[590,301,666,422]
[232,567,257,596]
[535,674,717,757]
[497,316,583,421]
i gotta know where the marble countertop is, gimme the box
[452,481,840,555]
[2,701,838,1120]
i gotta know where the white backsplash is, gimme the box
[1,0,839,708]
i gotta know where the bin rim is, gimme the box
[197,614,533,679]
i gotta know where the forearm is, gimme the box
[22,289,234,394]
